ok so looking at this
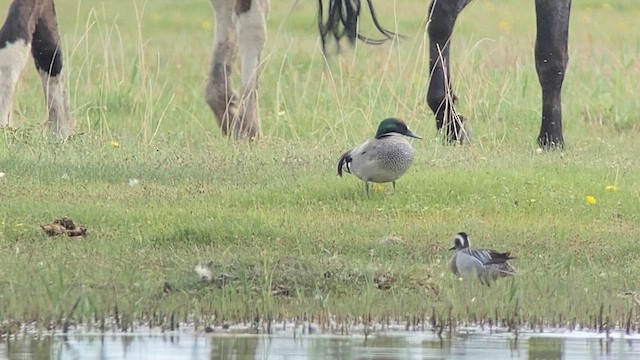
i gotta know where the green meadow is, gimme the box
[1,0,640,332]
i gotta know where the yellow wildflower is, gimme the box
[585,196,597,205]
[201,20,212,30]
[498,20,510,32]
[110,140,120,148]
[605,185,617,191]
[372,184,385,193]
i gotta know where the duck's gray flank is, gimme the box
[337,118,420,194]
[449,232,516,286]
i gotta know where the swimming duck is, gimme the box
[337,118,420,194]
[449,232,516,286]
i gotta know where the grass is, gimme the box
[1,0,640,333]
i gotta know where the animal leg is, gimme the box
[0,0,35,130]
[477,271,490,287]
[392,181,396,193]
[235,0,268,139]
[535,0,571,149]
[426,0,472,144]
[32,0,74,138]
[206,0,239,137]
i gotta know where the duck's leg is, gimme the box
[364,181,370,196]
[475,268,488,287]
[392,181,397,193]
[480,274,490,287]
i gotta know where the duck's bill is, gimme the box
[448,246,456,251]
[405,131,421,139]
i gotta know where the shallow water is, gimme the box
[2,328,640,359]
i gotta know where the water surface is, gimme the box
[2,327,639,359]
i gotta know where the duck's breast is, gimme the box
[455,251,485,279]
[377,137,414,173]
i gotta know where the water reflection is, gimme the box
[3,336,53,359]
[1,330,639,359]
[528,338,563,360]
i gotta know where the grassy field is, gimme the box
[1,0,640,332]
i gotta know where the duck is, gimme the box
[449,232,516,286]
[337,118,420,194]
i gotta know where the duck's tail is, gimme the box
[496,263,517,277]
[337,150,352,177]
[487,254,517,278]
[484,251,516,264]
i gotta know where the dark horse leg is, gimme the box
[318,0,472,142]
[535,0,571,149]
[427,0,572,147]
[319,1,572,147]
[426,0,472,144]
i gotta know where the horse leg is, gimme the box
[535,0,571,149]
[0,0,36,130]
[32,0,74,138]
[206,0,239,137]
[207,0,267,140]
[234,0,268,139]
[426,0,472,144]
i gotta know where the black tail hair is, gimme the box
[337,150,352,176]
[317,0,400,54]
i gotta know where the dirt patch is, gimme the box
[41,217,88,237]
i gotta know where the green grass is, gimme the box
[1,0,640,332]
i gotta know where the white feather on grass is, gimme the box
[194,264,213,282]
